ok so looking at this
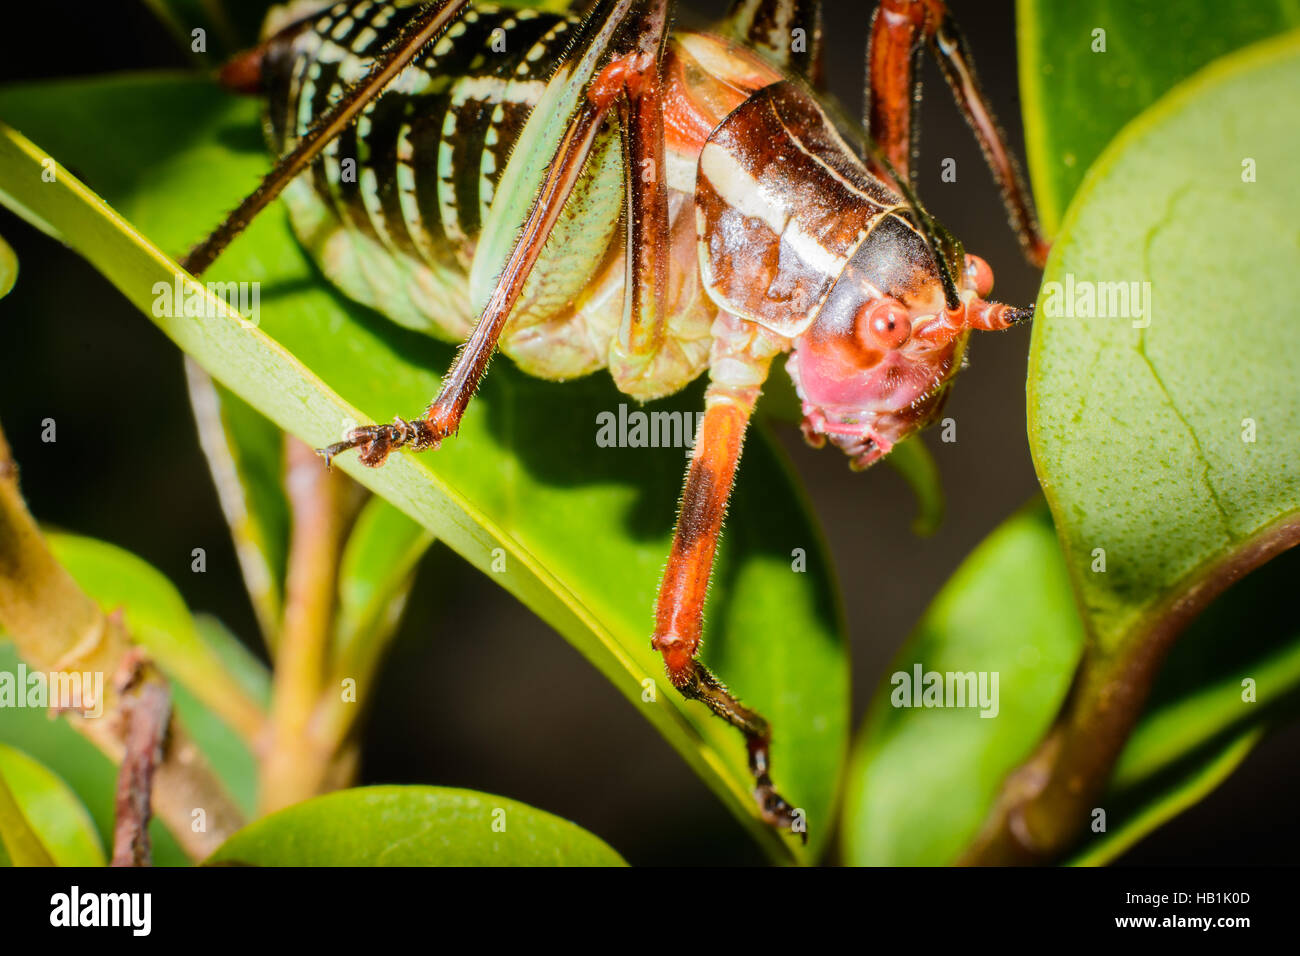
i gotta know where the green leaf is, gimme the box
[1069,729,1261,867]
[881,438,944,537]
[1069,540,1300,864]
[1028,31,1300,658]
[186,361,289,647]
[0,233,15,300]
[842,502,1085,865]
[843,501,1300,865]
[0,753,56,866]
[40,536,265,819]
[206,785,625,866]
[0,743,104,866]
[1017,0,1300,233]
[47,533,266,748]
[333,495,433,689]
[193,612,272,708]
[0,75,847,862]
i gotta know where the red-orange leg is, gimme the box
[866,0,1050,268]
[652,382,802,839]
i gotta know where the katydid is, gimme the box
[189,0,1047,839]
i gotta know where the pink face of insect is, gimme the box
[786,222,998,470]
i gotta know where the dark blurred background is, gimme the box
[0,0,1296,865]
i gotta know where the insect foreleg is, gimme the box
[184,0,473,276]
[323,0,672,467]
[651,314,801,838]
[866,0,1049,267]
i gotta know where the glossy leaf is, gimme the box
[0,75,847,862]
[0,751,55,866]
[1017,0,1300,232]
[843,502,1300,865]
[1027,32,1300,657]
[842,503,1085,865]
[207,785,625,866]
[0,743,104,866]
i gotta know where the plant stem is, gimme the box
[0,420,244,860]
[110,652,171,867]
[960,512,1300,864]
[259,437,354,814]
[185,358,283,653]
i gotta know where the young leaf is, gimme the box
[186,361,290,648]
[842,503,1084,865]
[207,785,625,866]
[333,495,433,687]
[843,502,1300,865]
[0,743,104,866]
[0,75,847,862]
[1017,0,1300,232]
[1029,32,1300,660]
[193,612,272,708]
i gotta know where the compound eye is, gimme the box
[964,254,995,298]
[856,297,912,350]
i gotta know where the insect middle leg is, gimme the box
[866,0,1050,267]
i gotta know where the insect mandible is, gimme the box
[185,0,1049,840]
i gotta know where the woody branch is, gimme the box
[0,418,244,860]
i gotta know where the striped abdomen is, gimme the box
[266,1,584,275]
[262,0,633,371]
[258,1,782,395]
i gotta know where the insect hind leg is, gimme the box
[320,417,439,468]
[322,0,672,468]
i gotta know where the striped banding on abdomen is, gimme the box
[264,1,579,272]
